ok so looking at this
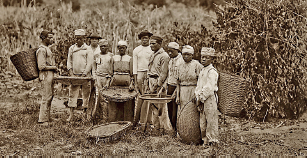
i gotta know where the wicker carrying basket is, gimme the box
[217,72,249,117]
[10,48,39,81]
[177,101,202,145]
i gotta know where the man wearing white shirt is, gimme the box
[67,29,93,122]
[133,30,153,126]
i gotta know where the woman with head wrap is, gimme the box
[176,45,204,145]
[107,40,135,122]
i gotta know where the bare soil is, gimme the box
[0,74,307,157]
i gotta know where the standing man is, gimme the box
[166,42,184,131]
[67,29,93,122]
[87,33,102,66]
[140,35,173,134]
[133,30,153,126]
[37,30,57,126]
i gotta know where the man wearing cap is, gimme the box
[166,42,184,131]
[140,35,173,134]
[195,47,220,147]
[37,30,57,125]
[92,39,114,122]
[176,45,204,145]
[132,30,154,126]
[67,29,93,121]
[87,33,102,68]
[108,40,135,122]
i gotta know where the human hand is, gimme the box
[69,69,74,76]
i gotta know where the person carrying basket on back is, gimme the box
[37,30,58,126]
[195,47,220,147]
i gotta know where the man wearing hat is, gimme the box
[166,42,184,132]
[92,39,114,122]
[176,45,204,145]
[139,35,173,134]
[195,47,220,147]
[132,30,154,126]
[108,40,135,122]
[37,30,57,125]
[87,32,102,62]
[67,29,93,121]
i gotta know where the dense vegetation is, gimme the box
[1,0,307,120]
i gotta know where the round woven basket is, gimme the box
[217,72,249,117]
[86,121,132,143]
[10,48,39,81]
[177,101,202,145]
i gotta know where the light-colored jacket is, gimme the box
[67,43,93,75]
[36,45,55,81]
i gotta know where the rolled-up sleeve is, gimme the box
[37,48,47,71]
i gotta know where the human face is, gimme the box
[75,36,84,47]
[118,45,127,56]
[45,34,54,46]
[182,52,193,63]
[100,44,108,54]
[90,38,99,48]
[200,54,214,67]
[150,39,161,52]
[141,36,149,46]
[167,48,179,58]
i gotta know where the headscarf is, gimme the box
[182,45,194,54]
[168,42,180,50]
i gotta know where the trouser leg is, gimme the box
[167,84,177,130]
[38,79,54,123]
[134,71,146,124]
[68,85,80,108]
[204,97,219,143]
[81,81,91,109]
[200,104,207,142]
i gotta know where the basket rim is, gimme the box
[86,121,132,138]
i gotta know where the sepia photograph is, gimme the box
[0,0,307,157]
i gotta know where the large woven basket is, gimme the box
[10,48,39,81]
[177,101,202,145]
[217,72,250,117]
[86,121,132,143]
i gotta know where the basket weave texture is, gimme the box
[10,48,39,81]
[177,101,202,145]
[217,72,249,117]
[86,121,132,143]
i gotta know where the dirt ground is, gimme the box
[0,74,307,157]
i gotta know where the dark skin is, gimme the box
[200,54,214,67]
[90,38,99,48]
[118,45,127,56]
[149,39,164,94]
[69,35,86,76]
[167,48,179,58]
[42,34,57,71]
[182,52,193,63]
[141,36,150,47]
[100,44,108,54]
[150,39,161,53]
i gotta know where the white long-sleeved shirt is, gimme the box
[133,45,153,74]
[67,43,93,75]
[167,53,184,86]
[195,64,218,103]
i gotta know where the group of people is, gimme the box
[36,29,220,147]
